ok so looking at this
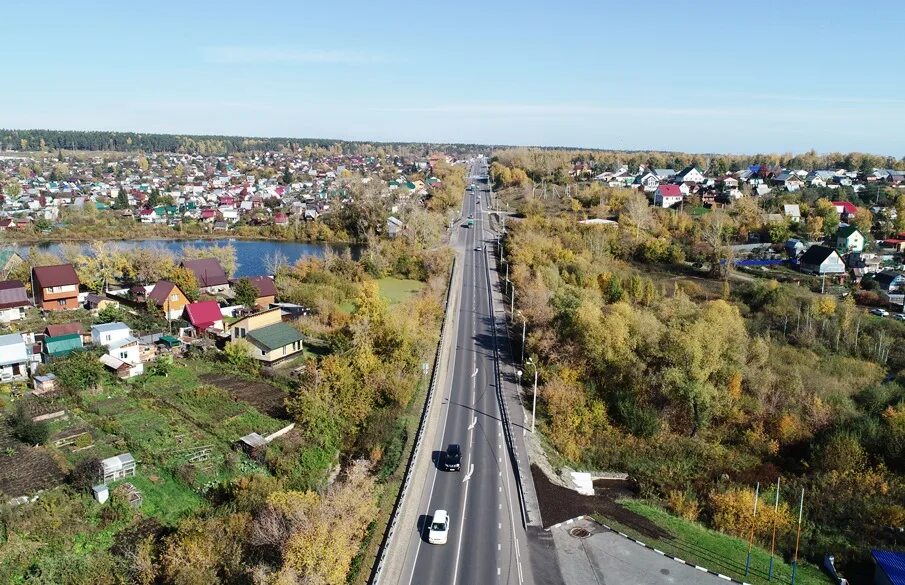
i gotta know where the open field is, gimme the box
[340,276,426,313]
[598,500,831,585]
[199,371,289,419]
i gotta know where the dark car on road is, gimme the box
[443,444,461,471]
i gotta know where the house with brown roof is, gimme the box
[147,280,189,320]
[32,264,80,311]
[0,280,31,323]
[234,276,277,309]
[181,258,229,295]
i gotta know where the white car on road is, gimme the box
[871,308,890,317]
[428,510,450,544]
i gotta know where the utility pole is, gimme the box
[527,360,539,433]
[521,313,527,364]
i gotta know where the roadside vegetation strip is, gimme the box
[368,257,457,585]
[595,501,831,585]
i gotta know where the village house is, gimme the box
[0,280,31,323]
[0,332,31,382]
[831,201,858,222]
[653,184,684,209]
[184,300,225,333]
[783,204,801,223]
[798,245,846,275]
[147,280,190,319]
[44,322,88,345]
[92,322,144,378]
[836,225,865,254]
[387,216,404,238]
[674,165,705,184]
[32,263,81,311]
[873,270,905,293]
[228,307,304,365]
[181,258,229,295]
[242,276,278,309]
[42,333,83,362]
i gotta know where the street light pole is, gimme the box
[520,314,526,364]
[531,365,538,433]
[511,285,515,315]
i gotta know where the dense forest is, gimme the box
[0,129,489,157]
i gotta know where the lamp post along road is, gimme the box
[526,359,539,433]
[520,314,526,365]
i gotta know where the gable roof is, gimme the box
[656,184,682,197]
[246,276,277,298]
[0,333,27,365]
[181,258,228,288]
[184,300,223,329]
[836,225,862,239]
[799,245,839,265]
[44,333,83,356]
[44,322,83,337]
[831,201,858,215]
[147,280,183,306]
[0,280,29,309]
[246,322,304,352]
[32,263,80,289]
[91,321,130,335]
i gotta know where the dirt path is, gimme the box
[531,465,672,540]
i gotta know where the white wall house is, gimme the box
[92,322,143,378]
[91,322,132,347]
[0,333,31,382]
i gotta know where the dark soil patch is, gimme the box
[0,445,66,498]
[199,373,289,420]
[531,464,672,540]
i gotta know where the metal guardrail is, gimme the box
[369,256,457,585]
[486,241,530,529]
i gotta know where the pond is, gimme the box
[26,239,364,277]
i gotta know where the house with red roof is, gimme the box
[183,300,224,333]
[831,201,858,221]
[32,264,81,311]
[273,212,289,226]
[653,184,684,209]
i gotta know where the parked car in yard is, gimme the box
[870,308,890,317]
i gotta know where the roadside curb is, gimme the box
[547,516,753,585]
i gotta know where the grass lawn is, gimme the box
[339,277,426,314]
[598,500,831,585]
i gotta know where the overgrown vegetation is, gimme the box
[504,212,905,575]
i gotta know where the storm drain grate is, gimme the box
[569,527,591,539]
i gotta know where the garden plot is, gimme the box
[199,372,290,420]
[0,431,66,499]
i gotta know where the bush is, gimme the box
[70,457,103,490]
[9,402,49,445]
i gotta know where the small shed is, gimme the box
[92,484,109,504]
[157,335,182,349]
[42,333,83,360]
[235,432,268,461]
[32,373,58,395]
[100,452,137,484]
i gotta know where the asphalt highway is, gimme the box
[399,159,530,585]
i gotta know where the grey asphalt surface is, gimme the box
[397,160,530,585]
[550,517,729,585]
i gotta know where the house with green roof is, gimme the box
[42,333,84,362]
[836,225,865,254]
[246,322,304,365]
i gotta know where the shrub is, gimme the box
[666,489,700,521]
[9,402,49,445]
[70,458,103,490]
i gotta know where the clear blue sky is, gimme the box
[4,0,903,156]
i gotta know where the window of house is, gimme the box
[261,349,266,356]
[57,299,66,306]
[120,352,128,359]
[171,294,179,301]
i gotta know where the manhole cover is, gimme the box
[569,527,591,539]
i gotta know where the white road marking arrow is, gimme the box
[468,416,477,430]
[471,368,478,378]
[462,464,474,482]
